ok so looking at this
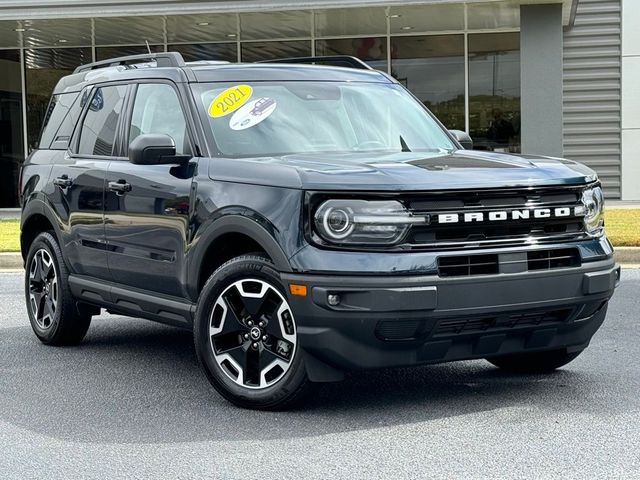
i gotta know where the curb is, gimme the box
[2,249,640,270]
[612,247,640,265]
[0,252,23,269]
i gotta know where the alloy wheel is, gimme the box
[28,249,58,330]
[209,278,297,389]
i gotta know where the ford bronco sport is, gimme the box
[20,52,620,409]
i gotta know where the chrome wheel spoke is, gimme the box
[43,260,55,282]
[209,278,297,390]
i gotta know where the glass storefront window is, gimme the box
[469,33,521,152]
[0,21,20,48]
[388,4,465,34]
[240,11,311,40]
[169,43,237,63]
[241,40,311,62]
[167,14,238,43]
[391,35,465,131]
[21,18,92,48]
[25,47,92,151]
[96,44,164,61]
[94,16,164,45]
[0,50,24,207]
[315,38,387,72]
[314,8,387,37]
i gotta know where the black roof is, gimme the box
[53,52,392,95]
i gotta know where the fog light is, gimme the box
[327,294,341,306]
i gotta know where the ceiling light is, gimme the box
[401,26,413,30]
[197,22,210,26]
[58,39,68,43]
[389,14,402,18]
[14,27,25,32]
[227,33,236,38]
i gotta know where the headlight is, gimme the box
[313,199,426,245]
[581,186,604,235]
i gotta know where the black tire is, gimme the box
[486,348,583,373]
[194,254,312,410]
[24,232,92,346]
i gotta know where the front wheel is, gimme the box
[194,255,311,410]
[486,348,583,373]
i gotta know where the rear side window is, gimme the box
[77,85,127,156]
[39,92,81,150]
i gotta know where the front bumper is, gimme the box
[282,257,620,374]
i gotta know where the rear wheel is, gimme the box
[486,348,583,373]
[25,232,92,346]
[194,255,311,410]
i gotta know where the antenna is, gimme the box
[145,40,151,54]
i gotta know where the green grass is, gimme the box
[0,210,638,253]
[0,219,20,252]
[604,209,640,247]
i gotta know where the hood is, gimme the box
[208,150,598,191]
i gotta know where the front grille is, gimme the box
[375,319,422,341]
[438,248,581,277]
[438,254,499,277]
[404,185,589,250]
[434,308,574,337]
[527,248,581,271]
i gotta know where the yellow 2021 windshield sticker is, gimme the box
[208,85,253,118]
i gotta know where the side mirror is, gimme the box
[449,130,473,150]
[128,134,188,165]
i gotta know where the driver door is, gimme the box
[104,81,197,297]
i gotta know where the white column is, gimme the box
[621,0,640,200]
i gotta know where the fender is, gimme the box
[20,198,65,262]
[186,214,293,300]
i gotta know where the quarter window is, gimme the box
[129,83,189,155]
[77,85,127,156]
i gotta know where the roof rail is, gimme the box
[73,52,186,74]
[258,55,373,70]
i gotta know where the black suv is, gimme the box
[20,53,620,409]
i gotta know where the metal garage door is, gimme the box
[563,0,621,198]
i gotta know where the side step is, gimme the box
[68,275,194,329]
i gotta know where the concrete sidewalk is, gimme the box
[607,201,640,209]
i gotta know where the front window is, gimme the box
[193,81,456,158]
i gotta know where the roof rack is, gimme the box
[258,55,373,70]
[74,52,186,74]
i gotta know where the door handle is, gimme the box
[53,175,73,189]
[108,180,132,195]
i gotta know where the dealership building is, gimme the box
[0,0,636,207]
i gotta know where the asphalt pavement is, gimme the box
[0,270,638,479]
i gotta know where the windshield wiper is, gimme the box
[399,135,411,152]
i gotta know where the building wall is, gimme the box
[521,4,563,158]
[621,0,640,200]
[563,0,622,198]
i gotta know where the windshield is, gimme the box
[193,81,456,158]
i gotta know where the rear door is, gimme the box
[104,81,197,297]
[47,84,127,280]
